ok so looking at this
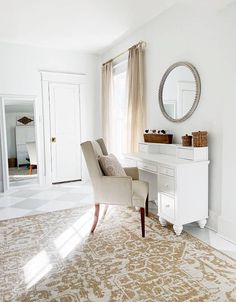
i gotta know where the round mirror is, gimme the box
[159,62,201,122]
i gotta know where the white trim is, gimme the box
[0,94,43,192]
[206,209,218,232]
[218,215,236,244]
[0,97,9,191]
[40,71,86,185]
[40,71,86,85]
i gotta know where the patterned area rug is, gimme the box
[1,205,236,302]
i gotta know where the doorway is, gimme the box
[0,95,41,191]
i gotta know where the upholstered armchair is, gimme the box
[26,142,37,175]
[81,138,149,237]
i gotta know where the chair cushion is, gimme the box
[98,154,126,176]
[132,180,149,207]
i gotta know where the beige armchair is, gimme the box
[81,138,149,237]
[26,142,37,175]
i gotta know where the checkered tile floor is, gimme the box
[0,181,94,220]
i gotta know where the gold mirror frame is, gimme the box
[158,62,201,123]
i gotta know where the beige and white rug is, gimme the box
[1,205,236,302]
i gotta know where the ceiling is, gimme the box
[0,0,234,53]
[0,0,177,53]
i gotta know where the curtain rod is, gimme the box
[102,41,146,66]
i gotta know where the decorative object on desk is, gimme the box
[192,131,208,147]
[143,133,173,144]
[144,129,149,133]
[182,134,192,147]
[159,62,201,123]
[158,129,166,134]
[151,129,157,133]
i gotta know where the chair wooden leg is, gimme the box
[140,207,145,238]
[102,205,108,219]
[91,204,100,234]
[146,195,149,217]
[29,165,32,175]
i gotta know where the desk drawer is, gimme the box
[138,161,157,173]
[159,194,175,220]
[159,166,175,177]
[159,174,175,196]
[177,148,194,160]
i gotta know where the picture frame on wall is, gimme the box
[16,115,34,126]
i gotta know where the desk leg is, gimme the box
[173,224,183,236]
[159,217,167,227]
[198,219,207,229]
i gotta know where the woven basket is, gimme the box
[192,131,208,147]
[182,135,192,147]
[143,134,173,144]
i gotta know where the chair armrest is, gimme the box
[100,176,133,205]
[124,167,139,180]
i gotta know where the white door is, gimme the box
[49,83,81,183]
[177,82,195,117]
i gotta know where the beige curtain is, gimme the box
[127,43,145,152]
[101,62,113,150]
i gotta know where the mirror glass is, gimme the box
[159,62,201,122]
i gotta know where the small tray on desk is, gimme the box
[143,134,173,144]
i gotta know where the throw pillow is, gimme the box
[98,154,126,176]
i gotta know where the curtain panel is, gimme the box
[101,62,113,150]
[127,43,145,152]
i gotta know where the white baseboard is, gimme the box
[206,209,218,232]
[218,215,236,244]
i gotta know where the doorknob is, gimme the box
[51,137,56,143]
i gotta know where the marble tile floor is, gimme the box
[0,180,236,260]
[9,167,37,182]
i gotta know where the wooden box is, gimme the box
[192,131,208,147]
[143,134,173,144]
[182,134,192,147]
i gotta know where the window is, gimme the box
[110,56,128,159]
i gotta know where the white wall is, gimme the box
[0,42,99,189]
[100,2,236,241]
[218,3,236,243]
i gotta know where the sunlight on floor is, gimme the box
[23,250,52,289]
[54,209,94,258]
[23,207,96,288]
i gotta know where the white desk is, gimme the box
[124,142,209,235]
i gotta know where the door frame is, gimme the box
[40,71,86,185]
[0,94,43,192]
